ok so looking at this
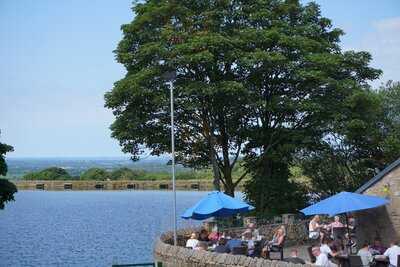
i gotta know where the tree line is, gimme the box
[105,0,400,216]
[21,166,246,181]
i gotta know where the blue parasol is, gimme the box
[300,191,389,217]
[181,191,254,220]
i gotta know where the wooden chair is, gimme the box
[232,246,247,256]
[348,255,363,267]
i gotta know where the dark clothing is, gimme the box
[214,245,230,254]
[198,236,210,242]
[284,257,306,265]
[227,239,243,251]
[370,245,387,255]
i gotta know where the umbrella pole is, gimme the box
[170,77,177,246]
[345,213,352,253]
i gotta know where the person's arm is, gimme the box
[275,235,284,246]
[383,248,390,257]
[367,252,373,264]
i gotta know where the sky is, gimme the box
[1,0,399,158]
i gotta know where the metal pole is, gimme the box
[170,82,177,246]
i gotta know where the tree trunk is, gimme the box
[223,168,235,197]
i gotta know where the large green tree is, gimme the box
[106,0,380,201]
[106,0,260,195]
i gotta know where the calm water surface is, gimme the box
[0,190,211,267]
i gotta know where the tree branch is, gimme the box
[233,170,249,188]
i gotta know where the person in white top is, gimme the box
[186,232,199,249]
[320,237,339,258]
[383,240,400,267]
[357,242,373,267]
[312,246,337,267]
[309,215,324,241]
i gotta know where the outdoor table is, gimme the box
[374,255,389,267]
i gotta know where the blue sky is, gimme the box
[1,0,399,158]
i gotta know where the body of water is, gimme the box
[0,190,210,267]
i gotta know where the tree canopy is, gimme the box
[106,0,381,204]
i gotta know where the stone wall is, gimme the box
[356,165,400,245]
[15,179,240,191]
[154,228,312,267]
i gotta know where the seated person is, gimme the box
[357,242,373,267]
[198,229,210,242]
[194,241,208,251]
[331,237,344,253]
[320,237,339,258]
[185,232,199,249]
[309,215,324,240]
[327,216,344,237]
[208,231,221,243]
[312,246,338,267]
[383,240,400,267]
[214,238,230,254]
[284,249,306,264]
[261,226,285,258]
[242,222,260,241]
[370,238,387,255]
[242,230,255,257]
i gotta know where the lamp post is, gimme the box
[164,71,177,246]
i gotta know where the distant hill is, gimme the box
[4,157,187,179]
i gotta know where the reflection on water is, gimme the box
[0,190,209,267]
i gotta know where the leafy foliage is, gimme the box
[0,137,17,209]
[23,167,73,180]
[298,82,400,198]
[110,167,140,180]
[0,141,14,176]
[0,179,17,209]
[80,168,110,181]
[106,0,385,211]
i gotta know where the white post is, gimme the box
[170,82,177,246]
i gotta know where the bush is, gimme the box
[110,167,142,180]
[80,168,110,181]
[23,167,71,180]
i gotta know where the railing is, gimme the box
[112,263,160,267]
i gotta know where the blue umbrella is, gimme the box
[181,191,254,220]
[300,191,389,217]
